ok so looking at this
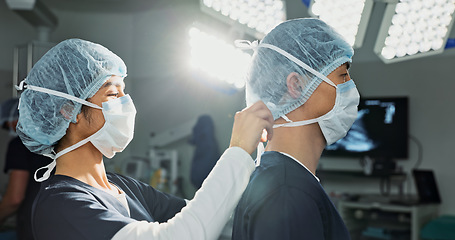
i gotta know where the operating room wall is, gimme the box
[0,1,454,215]
[128,6,246,198]
[0,2,34,193]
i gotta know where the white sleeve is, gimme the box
[112,147,254,240]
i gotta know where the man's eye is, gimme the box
[341,73,349,82]
[108,93,119,97]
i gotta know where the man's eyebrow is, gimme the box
[337,63,350,73]
[102,81,125,89]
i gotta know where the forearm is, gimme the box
[0,169,29,226]
[0,199,21,225]
[112,147,254,240]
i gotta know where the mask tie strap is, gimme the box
[281,115,293,123]
[235,40,338,88]
[259,43,337,88]
[16,80,103,110]
[234,40,259,50]
[256,142,265,167]
[274,117,320,128]
[34,159,56,182]
[34,137,93,182]
[55,138,92,159]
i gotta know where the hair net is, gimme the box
[0,98,19,128]
[17,38,127,155]
[245,18,354,120]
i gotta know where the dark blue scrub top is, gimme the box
[232,151,350,240]
[32,172,186,240]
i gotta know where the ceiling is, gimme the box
[39,0,199,13]
[28,0,455,62]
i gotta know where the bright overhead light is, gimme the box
[309,0,374,48]
[200,0,286,38]
[374,0,455,63]
[188,26,251,89]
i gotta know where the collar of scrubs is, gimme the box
[278,152,320,182]
[109,182,130,216]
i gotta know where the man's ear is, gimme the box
[287,72,302,99]
[60,101,76,122]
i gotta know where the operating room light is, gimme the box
[200,0,286,37]
[375,0,455,63]
[188,27,251,89]
[309,0,374,48]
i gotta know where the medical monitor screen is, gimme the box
[323,97,409,159]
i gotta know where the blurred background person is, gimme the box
[0,97,53,240]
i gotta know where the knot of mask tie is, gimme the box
[15,79,27,91]
[234,40,259,50]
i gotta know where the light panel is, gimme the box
[188,27,252,89]
[309,0,374,48]
[200,0,286,38]
[374,0,455,63]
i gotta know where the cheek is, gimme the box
[91,111,106,129]
[311,84,336,117]
[84,109,106,135]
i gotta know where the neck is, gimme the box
[265,123,326,175]
[55,142,112,191]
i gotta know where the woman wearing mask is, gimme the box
[15,39,273,240]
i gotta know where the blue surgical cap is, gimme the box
[245,18,354,120]
[0,98,19,128]
[17,38,127,155]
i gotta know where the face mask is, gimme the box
[18,83,136,182]
[274,80,359,145]
[87,95,136,158]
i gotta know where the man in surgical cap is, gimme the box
[232,18,359,239]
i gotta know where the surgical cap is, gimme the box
[0,98,19,128]
[17,38,127,155]
[245,18,354,120]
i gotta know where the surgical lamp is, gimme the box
[308,0,374,48]
[188,25,252,90]
[374,0,455,63]
[200,0,286,39]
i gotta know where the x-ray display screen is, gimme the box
[323,97,409,159]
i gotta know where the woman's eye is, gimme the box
[108,93,119,97]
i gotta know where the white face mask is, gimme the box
[274,79,360,145]
[20,83,136,182]
[88,95,136,158]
